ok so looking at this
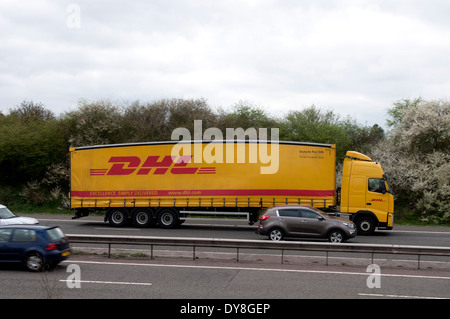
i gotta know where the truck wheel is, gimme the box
[108,208,128,227]
[356,217,376,235]
[157,209,178,229]
[132,208,153,228]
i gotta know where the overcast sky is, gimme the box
[1,0,450,127]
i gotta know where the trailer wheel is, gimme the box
[132,208,153,228]
[107,208,128,227]
[157,208,178,229]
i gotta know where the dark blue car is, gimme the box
[0,225,71,271]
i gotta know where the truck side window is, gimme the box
[368,178,386,194]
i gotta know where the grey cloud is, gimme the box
[1,0,449,128]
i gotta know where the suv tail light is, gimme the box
[260,215,270,221]
[45,242,58,251]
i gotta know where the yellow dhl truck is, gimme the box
[69,140,394,234]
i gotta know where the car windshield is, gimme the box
[0,207,18,219]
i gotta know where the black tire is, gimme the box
[355,216,376,235]
[25,252,44,272]
[107,208,128,227]
[157,208,178,229]
[131,208,154,228]
[268,228,284,241]
[328,229,345,243]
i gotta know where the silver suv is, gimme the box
[256,205,356,243]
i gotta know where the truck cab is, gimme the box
[340,151,394,235]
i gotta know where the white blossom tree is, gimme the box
[371,99,450,224]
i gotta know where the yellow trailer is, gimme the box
[70,140,393,234]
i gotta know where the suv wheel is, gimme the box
[268,228,284,241]
[328,230,344,243]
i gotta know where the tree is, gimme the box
[64,99,124,147]
[370,99,450,224]
[165,98,218,136]
[279,105,383,162]
[9,100,55,122]
[386,97,422,128]
[0,101,65,186]
[121,100,170,142]
[215,102,278,140]
[344,122,385,155]
[280,106,343,142]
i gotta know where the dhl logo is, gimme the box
[370,198,383,202]
[90,155,216,176]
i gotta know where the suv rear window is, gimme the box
[46,227,65,241]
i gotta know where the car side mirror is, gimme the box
[318,216,325,221]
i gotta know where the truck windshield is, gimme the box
[0,207,18,219]
[383,174,394,195]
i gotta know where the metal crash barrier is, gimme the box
[67,234,450,269]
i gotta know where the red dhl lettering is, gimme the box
[89,155,216,176]
[371,198,383,202]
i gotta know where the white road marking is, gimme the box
[59,279,152,286]
[358,293,448,299]
[63,260,450,280]
[388,230,450,235]
[94,228,141,231]
[36,218,97,223]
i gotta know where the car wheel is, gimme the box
[268,228,284,241]
[328,230,344,243]
[25,252,44,272]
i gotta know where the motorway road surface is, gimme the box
[0,253,449,300]
[0,213,449,300]
[24,213,450,246]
